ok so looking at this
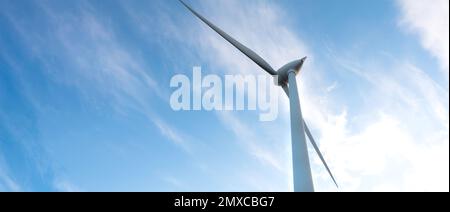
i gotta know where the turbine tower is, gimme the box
[179,0,338,192]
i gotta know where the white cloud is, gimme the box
[2,2,165,115]
[152,118,193,154]
[1,1,189,191]
[0,167,21,192]
[0,150,20,192]
[0,174,20,192]
[398,0,449,73]
[177,0,449,192]
[130,0,450,192]
[315,51,450,191]
[38,3,192,160]
[319,112,449,192]
[217,112,286,173]
[53,179,82,192]
[326,81,339,93]
[216,111,292,191]
[162,175,189,191]
[3,0,446,192]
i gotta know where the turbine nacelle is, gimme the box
[276,57,307,86]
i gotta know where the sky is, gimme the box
[0,0,448,192]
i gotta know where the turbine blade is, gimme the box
[304,122,339,188]
[283,83,338,188]
[179,0,277,76]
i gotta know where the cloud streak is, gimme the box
[178,0,449,191]
[398,0,449,73]
[319,47,449,191]
[0,154,21,192]
[53,179,82,192]
[0,0,193,191]
[0,0,447,192]
[152,118,193,154]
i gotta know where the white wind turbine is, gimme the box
[179,0,338,192]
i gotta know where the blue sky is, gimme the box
[0,0,448,192]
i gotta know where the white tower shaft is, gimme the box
[288,70,314,192]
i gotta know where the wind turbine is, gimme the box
[179,0,338,192]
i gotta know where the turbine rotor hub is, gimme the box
[275,57,307,86]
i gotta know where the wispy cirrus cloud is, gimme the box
[175,0,449,192]
[152,118,193,154]
[0,153,21,192]
[161,175,189,191]
[0,0,193,191]
[0,0,447,192]
[317,49,449,191]
[53,179,82,192]
[0,173,20,192]
[216,111,286,173]
[397,0,449,73]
